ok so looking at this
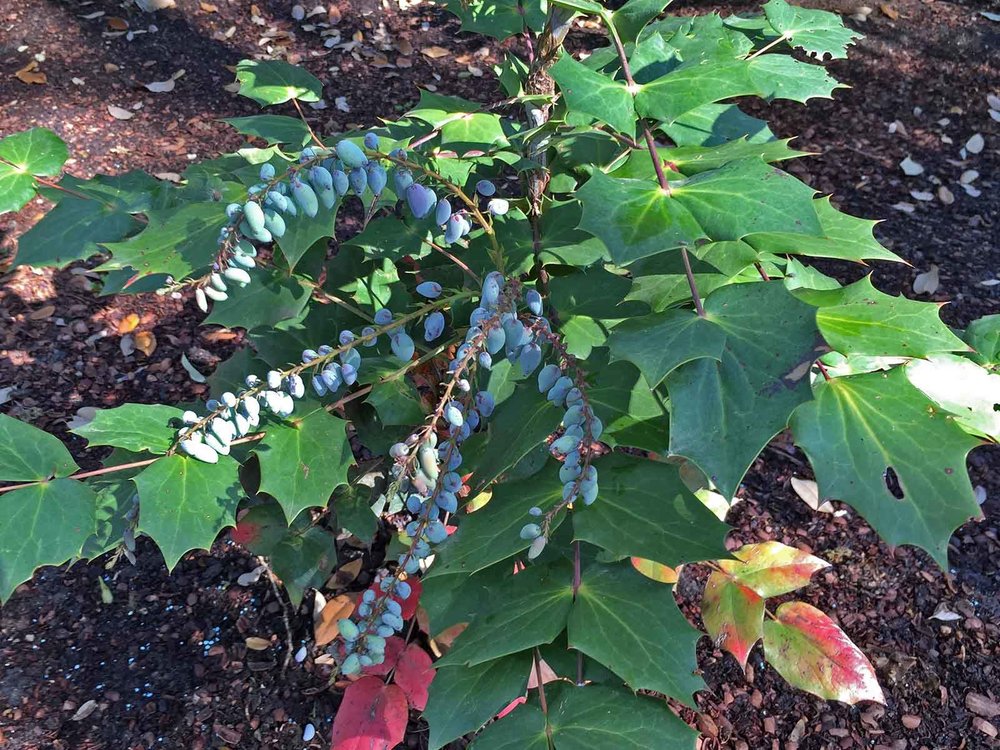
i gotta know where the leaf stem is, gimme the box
[747,32,790,61]
[533,647,555,748]
[292,97,325,149]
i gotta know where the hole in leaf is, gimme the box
[883,466,904,500]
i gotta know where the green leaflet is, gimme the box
[0,479,98,602]
[762,0,862,59]
[551,52,638,136]
[0,414,79,482]
[223,115,313,147]
[204,269,312,330]
[134,455,242,570]
[72,404,185,455]
[0,128,68,212]
[235,60,322,106]
[441,0,547,39]
[791,368,982,567]
[667,281,821,499]
[254,410,354,523]
[548,267,650,357]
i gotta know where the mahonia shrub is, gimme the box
[0,0,996,746]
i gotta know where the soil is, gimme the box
[1,1,999,749]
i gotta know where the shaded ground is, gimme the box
[1,0,999,748]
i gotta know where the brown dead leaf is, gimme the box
[880,3,898,19]
[108,104,135,120]
[117,313,140,334]
[134,331,157,356]
[396,56,412,68]
[421,46,450,59]
[245,636,272,651]
[200,1,219,11]
[314,595,356,646]
[429,622,467,657]
[371,53,391,68]
[28,304,56,320]
[200,329,240,343]
[330,558,363,588]
[107,16,129,30]
[15,61,46,85]
[396,38,413,55]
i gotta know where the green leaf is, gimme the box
[133,455,242,570]
[612,0,673,42]
[568,561,703,704]
[271,525,338,606]
[15,195,143,268]
[441,0,547,40]
[745,53,845,102]
[964,315,1000,366]
[0,162,36,214]
[426,467,565,580]
[464,384,562,493]
[435,562,574,668]
[204,269,312,330]
[98,202,226,282]
[255,410,354,523]
[235,59,322,106]
[0,479,97,602]
[701,570,764,668]
[906,354,1000,440]
[425,653,532,750]
[745,196,901,263]
[672,158,822,241]
[661,103,775,147]
[586,355,670,452]
[576,171,706,266]
[0,413,78,481]
[607,308,726,387]
[536,199,609,268]
[790,368,982,566]
[469,703,548,750]
[407,90,484,127]
[667,281,821,499]
[551,52,637,135]
[223,115,313,147]
[274,192,339,270]
[763,601,884,704]
[346,214,431,263]
[797,276,970,358]
[365,377,426,427]
[0,127,68,176]
[441,113,509,154]
[331,484,378,543]
[548,267,649,357]
[72,404,185,455]
[763,0,861,59]
[572,455,730,566]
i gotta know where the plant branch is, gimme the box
[292,98,325,149]
[533,647,555,748]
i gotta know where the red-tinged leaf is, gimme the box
[719,541,830,598]
[363,636,406,677]
[763,601,884,705]
[230,517,262,546]
[630,556,679,584]
[496,695,526,719]
[364,578,423,622]
[329,676,408,750]
[701,570,764,668]
[394,644,435,710]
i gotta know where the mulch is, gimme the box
[1,0,998,748]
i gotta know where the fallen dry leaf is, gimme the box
[879,3,898,19]
[245,636,272,651]
[15,61,46,85]
[331,558,363,588]
[314,595,356,646]
[937,186,954,205]
[421,46,450,59]
[107,16,129,30]
[108,104,135,120]
[790,476,834,513]
[28,304,56,320]
[134,331,157,356]
[70,699,99,721]
[913,265,940,295]
[200,1,219,10]
[117,313,140,334]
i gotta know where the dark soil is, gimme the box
[1,1,999,749]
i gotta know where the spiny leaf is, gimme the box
[905,354,1000,440]
[551,52,637,135]
[72,404,185,455]
[762,0,862,59]
[790,367,982,567]
[763,601,884,704]
[0,413,79,482]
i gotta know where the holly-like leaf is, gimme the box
[468,702,548,750]
[274,193,339,270]
[394,643,435,710]
[271,525,337,606]
[672,158,822,241]
[0,129,69,212]
[223,115,312,147]
[254,410,354,523]
[576,170,706,267]
[442,0,547,39]
[235,59,322,106]
[701,570,765,667]
[568,562,703,705]
[790,367,982,566]
[762,0,862,59]
[572,454,730,567]
[0,413,79,482]
[719,541,830,597]
[0,479,98,602]
[612,0,674,42]
[98,202,226,283]
[435,563,573,668]
[763,601,884,704]
[906,354,1000,440]
[551,52,638,135]
[797,276,970,358]
[425,653,532,750]
[964,314,1000,366]
[72,404,184,455]
[329,676,408,750]
[204,269,312,330]
[661,103,775,147]
[585,355,670,453]
[426,468,565,580]
[607,308,726,387]
[133,455,242,570]
[231,502,289,553]
[668,281,821,499]
[547,268,649,358]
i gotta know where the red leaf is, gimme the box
[329,676,408,750]
[496,696,526,719]
[763,601,884,705]
[394,644,435,710]
[363,578,423,622]
[720,541,830,598]
[363,636,406,677]
[701,570,764,668]
[230,518,262,546]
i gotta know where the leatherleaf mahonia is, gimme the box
[0,0,995,747]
